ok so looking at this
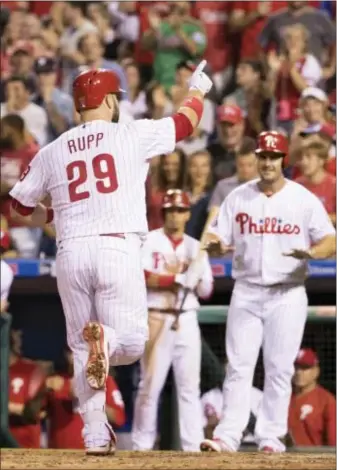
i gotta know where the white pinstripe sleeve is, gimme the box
[134,118,176,161]
[9,151,48,207]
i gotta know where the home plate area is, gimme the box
[1,449,336,470]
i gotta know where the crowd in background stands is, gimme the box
[0,1,336,258]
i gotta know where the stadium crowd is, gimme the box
[0,0,336,452]
[0,0,336,258]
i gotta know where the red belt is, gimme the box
[99,233,125,239]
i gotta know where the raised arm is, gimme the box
[136,60,213,160]
[172,60,212,142]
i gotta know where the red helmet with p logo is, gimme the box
[255,131,288,156]
[162,189,190,210]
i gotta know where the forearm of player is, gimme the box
[144,270,178,290]
[196,279,214,300]
[11,199,54,228]
[173,90,204,142]
[310,234,336,259]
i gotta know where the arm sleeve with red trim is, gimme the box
[135,99,203,161]
[141,233,176,287]
[9,150,48,208]
[105,376,126,427]
[144,269,175,287]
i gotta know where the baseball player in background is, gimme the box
[8,63,213,455]
[201,131,336,453]
[132,189,213,451]
[201,364,262,445]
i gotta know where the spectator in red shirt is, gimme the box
[134,1,170,82]
[295,141,336,226]
[288,121,336,179]
[0,114,41,258]
[229,1,286,60]
[267,23,322,135]
[47,348,125,449]
[9,329,47,448]
[288,348,336,447]
[146,149,187,231]
[195,1,233,95]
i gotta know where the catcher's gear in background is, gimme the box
[255,131,288,156]
[73,69,122,112]
[162,189,190,210]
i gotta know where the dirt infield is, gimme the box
[1,449,336,470]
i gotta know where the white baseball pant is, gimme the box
[214,281,307,451]
[56,234,148,416]
[132,311,204,451]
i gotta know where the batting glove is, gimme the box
[188,60,213,96]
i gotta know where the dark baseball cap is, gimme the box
[176,60,196,72]
[34,57,57,74]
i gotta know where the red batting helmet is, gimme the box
[162,189,190,210]
[255,131,288,156]
[73,69,121,112]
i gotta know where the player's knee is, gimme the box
[113,332,147,366]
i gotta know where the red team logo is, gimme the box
[236,212,301,235]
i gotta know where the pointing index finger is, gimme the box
[195,60,207,74]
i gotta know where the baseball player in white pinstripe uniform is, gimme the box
[9,64,213,455]
[201,131,336,454]
[132,189,213,451]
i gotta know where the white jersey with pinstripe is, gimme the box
[9,117,176,418]
[206,178,336,452]
[142,228,214,311]
[9,118,176,241]
[132,230,213,451]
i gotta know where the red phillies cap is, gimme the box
[217,104,245,124]
[295,348,319,367]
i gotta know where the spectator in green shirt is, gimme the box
[142,1,207,92]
